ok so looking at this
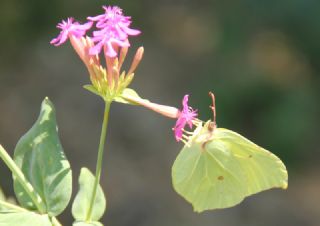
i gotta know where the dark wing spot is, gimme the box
[248,155,252,158]
[218,176,224,181]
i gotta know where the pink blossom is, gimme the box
[88,6,141,57]
[174,95,198,141]
[50,18,92,46]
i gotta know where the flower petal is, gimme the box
[173,95,198,142]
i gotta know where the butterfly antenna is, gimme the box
[209,92,216,128]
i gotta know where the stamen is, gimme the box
[181,138,191,147]
[181,139,188,145]
[182,134,190,140]
[182,128,194,135]
[192,119,202,127]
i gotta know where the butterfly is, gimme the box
[172,93,288,212]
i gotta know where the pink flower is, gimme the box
[88,6,141,57]
[50,18,92,46]
[174,95,198,141]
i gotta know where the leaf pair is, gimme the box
[0,98,106,225]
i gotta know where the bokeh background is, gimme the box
[1,0,319,225]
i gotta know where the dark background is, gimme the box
[0,0,319,225]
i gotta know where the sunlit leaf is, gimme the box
[172,121,288,212]
[0,187,22,213]
[73,221,103,226]
[13,97,72,216]
[0,212,52,226]
[72,168,106,222]
[0,189,10,212]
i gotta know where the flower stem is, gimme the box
[86,101,112,221]
[0,145,46,213]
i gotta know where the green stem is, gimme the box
[86,101,111,221]
[0,200,28,212]
[0,145,46,213]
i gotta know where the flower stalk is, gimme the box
[0,145,46,213]
[86,101,112,221]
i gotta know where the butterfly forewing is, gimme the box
[214,128,288,195]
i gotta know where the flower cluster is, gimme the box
[51,6,140,57]
[51,6,142,101]
[51,5,199,142]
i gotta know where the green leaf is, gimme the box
[114,88,142,105]
[13,97,72,216]
[172,121,288,212]
[0,189,10,212]
[0,200,25,213]
[0,212,52,226]
[0,187,26,213]
[72,168,106,222]
[73,221,103,226]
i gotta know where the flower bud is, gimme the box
[128,47,144,75]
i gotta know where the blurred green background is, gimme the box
[0,0,319,225]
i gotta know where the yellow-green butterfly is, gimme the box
[172,93,288,212]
